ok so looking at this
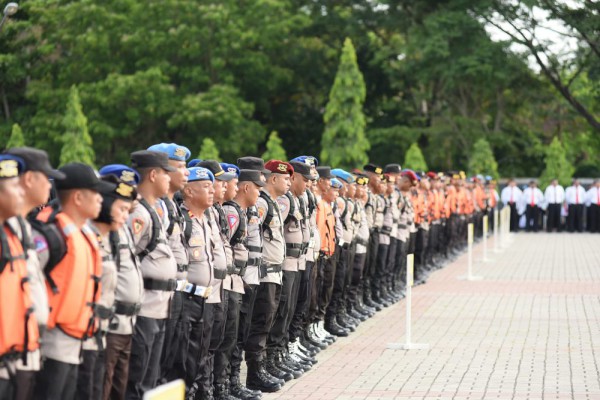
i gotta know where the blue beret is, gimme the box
[99,164,141,185]
[331,168,355,184]
[147,143,191,162]
[330,178,343,189]
[188,167,214,183]
[485,175,492,182]
[220,163,240,177]
[290,155,319,167]
[188,158,202,168]
[0,154,25,179]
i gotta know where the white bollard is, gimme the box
[482,215,492,262]
[493,209,500,254]
[459,223,482,281]
[387,254,429,350]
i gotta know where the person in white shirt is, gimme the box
[521,181,544,232]
[544,179,565,232]
[500,179,522,232]
[565,178,586,232]
[585,179,600,233]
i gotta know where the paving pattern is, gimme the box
[262,233,600,400]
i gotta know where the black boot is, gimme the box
[214,383,239,400]
[230,374,262,400]
[264,354,293,382]
[245,360,282,393]
[325,317,349,337]
[272,350,303,379]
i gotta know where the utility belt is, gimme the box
[143,278,177,291]
[355,238,368,247]
[247,245,262,254]
[337,239,350,250]
[318,251,333,261]
[182,282,211,298]
[93,304,119,332]
[93,304,114,320]
[227,259,247,276]
[114,300,142,316]
[247,257,261,267]
[286,242,308,258]
[259,263,282,278]
[381,226,392,235]
[177,264,189,273]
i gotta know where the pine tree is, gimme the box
[539,137,574,188]
[5,123,25,149]
[198,137,221,161]
[403,142,428,172]
[59,86,96,167]
[261,131,287,161]
[320,38,369,169]
[468,138,499,179]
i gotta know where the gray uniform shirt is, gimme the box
[182,205,214,290]
[244,206,262,285]
[223,202,248,294]
[163,197,189,281]
[278,193,306,272]
[128,199,177,319]
[256,191,285,285]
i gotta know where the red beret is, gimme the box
[264,160,294,176]
[401,170,419,183]
[426,171,438,180]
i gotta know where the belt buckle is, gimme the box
[176,280,187,291]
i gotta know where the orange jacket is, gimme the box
[474,186,486,211]
[316,199,336,256]
[445,185,457,216]
[0,224,40,358]
[37,208,102,340]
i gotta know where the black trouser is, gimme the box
[104,333,132,400]
[415,228,428,268]
[307,256,324,325]
[567,204,584,232]
[1,368,36,400]
[546,204,561,232]
[328,245,349,319]
[394,240,407,291]
[525,205,540,232]
[160,290,184,381]
[386,238,398,286]
[371,241,389,298]
[35,358,78,400]
[126,317,166,400]
[508,203,519,231]
[589,204,600,233]
[317,251,337,322]
[289,262,314,341]
[76,349,105,400]
[168,295,207,388]
[347,252,366,303]
[245,283,281,362]
[268,270,299,353]
[231,284,258,376]
[198,296,228,394]
[214,291,242,386]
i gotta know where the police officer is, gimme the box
[0,154,40,400]
[97,165,144,400]
[3,148,64,400]
[33,163,112,400]
[245,160,291,392]
[77,174,136,400]
[174,167,215,399]
[125,151,178,399]
[221,169,264,400]
[146,143,191,383]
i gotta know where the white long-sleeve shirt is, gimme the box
[565,185,587,205]
[500,186,522,205]
[585,187,600,206]
[544,184,565,205]
[521,187,544,206]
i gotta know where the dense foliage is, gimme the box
[0,0,597,176]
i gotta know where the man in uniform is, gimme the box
[146,143,191,384]
[34,163,112,400]
[500,179,522,232]
[125,151,178,399]
[544,179,564,232]
[3,148,64,400]
[245,160,291,392]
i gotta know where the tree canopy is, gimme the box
[1,0,597,175]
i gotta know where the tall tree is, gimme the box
[403,142,428,172]
[198,138,221,162]
[261,131,287,161]
[59,86,95,167]
[539,137,574,188]
[321,38,369,169]
[5,123,25,149]
[468,138,499,179]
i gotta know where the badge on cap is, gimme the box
[375,167,383,175]
[174,147,187,158]
[277,164,287,173]
[0,160,19,178]
[120,170,136,183]
[116,183,134,198]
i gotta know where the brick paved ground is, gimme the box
[261,233,600,400]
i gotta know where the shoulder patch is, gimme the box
[132,218,144,235]
[227,214,239,230]
[189,235,204,247]
[257,207,266,220]
[277,198,288,214]
[34,236,48,253]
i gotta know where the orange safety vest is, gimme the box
[464,188,474,215]
[316,199,336,256]
[445,186,457,216]
[0,224,40,359]
[433,189,444,220]
[37,208,101,340]
[488,189,497,208]
[474,186,486,210]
